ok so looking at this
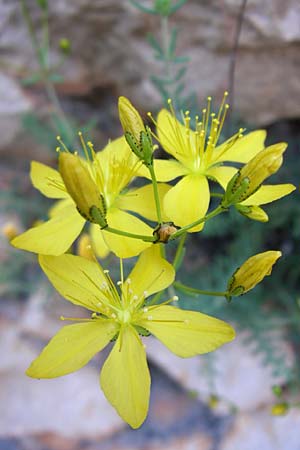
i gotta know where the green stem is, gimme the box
[161,16,171,78]
[174,281,228,298]
[169,205,226,240]
[105,226,155,243]
[20,0,44,65]
[173,232,187,270]
[20,0,74,144]
[147,235,187,306]
[147,164,163,224]
[210,192,223,198]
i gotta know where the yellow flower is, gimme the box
[227,251,282,296]
[145,94,266,231]
[26,245,235,428]
[12,136,170,258]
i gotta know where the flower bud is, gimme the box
[2,222,19,241]
[271,403,289,416]
[235,204,268,222]
[228,250,282,296]
[59,153,107,228]
[77,233,94,260]
[59,38,71,54]
[224,143,287,205]
[118,96,153,166]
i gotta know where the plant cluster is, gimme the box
[12,94,296,427]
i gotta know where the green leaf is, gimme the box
[146,33,163,56]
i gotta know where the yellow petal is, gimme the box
[129,245,175,299]
[11,204,85,255]
[26,321,118,378]
[206,166,238,190]
[213,130,266,163]
[103,209,152,258]
[163,174,210,232]
[89,224,110,259]
[139,305,235,357]
[119,183,171,222]
[157,109,196,165]
[137,159,188,182]
[241,184,296,206]
[100,325,150,429]
[30,161,68,199]
[48,198,73,217]
[39,253,108,311]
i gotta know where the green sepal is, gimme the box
[134,325,151,337]
[140,127,153,166]
[230,285,245,297]
[222,174,250,208]
[90,205,107,228]
[125,131,143,159]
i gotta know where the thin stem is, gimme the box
[20,0,75,144]
[173,232,187,270]
[161,15,171,79]
[210,192,223,198]
[105,226,156,243]
[228,0,248,125]
[20,0,43,65]
[169,205,226,240]
[174,281,228,298]
[147,164,163,224]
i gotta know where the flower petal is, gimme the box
[89,224,110,259]
[48,198,73,217]
[129,245,175,299]
[103,209,152,258]
[163,174,210,231]
[137,159,188,182]
[100,325,150,429]
[39,253,108,312]
[11,204,85,255]
[157,109,196,166]
[206,166,238,190]
[213,130,266,163]
[26,320,118,378]
[30,161,68,198]
[241,184,296,206]
[119,183,171,222]
[139,305,235,357]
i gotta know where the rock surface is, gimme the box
[146,333,294,413]
[220,409,300,450]
[0,0,299,160]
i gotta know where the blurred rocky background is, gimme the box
[1,1,300,449]
[1,0,300,162]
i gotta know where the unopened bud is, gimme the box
[271,402,289,416]
[2,222,19,241]
[59,38,71,54]
[77,233,94,260]
[118,96,153,166]
[235,204,268,222]
[224,143,287,206]
[228,250,282,296]
[59,153,107,228]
